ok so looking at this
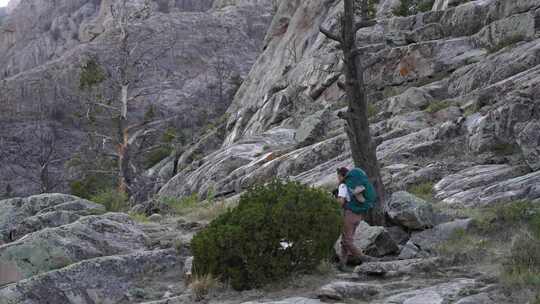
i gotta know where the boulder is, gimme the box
[435,167,539,207]
[241,298,327,304]
[355,258,441,277]
[434,165,531,206]
[410,219,473,252]
[335,222,399,258]
[382,279,479,304]
[318,282,382,301]
[0,250,185,304]
[0,193,105,243]
[516,120,540,171]
[398,240,430,260]
[386,225,410,245]
[387,191,436,230]
[0,213,148,284]
[455,293,496,304]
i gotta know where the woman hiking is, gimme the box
[336,167,377,272]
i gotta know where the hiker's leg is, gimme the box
[341,210,362,263]
[346,211,364,257]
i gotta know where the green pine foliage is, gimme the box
[79,58,106,90]
[191,180,342,290]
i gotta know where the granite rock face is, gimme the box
[0,0,273,196]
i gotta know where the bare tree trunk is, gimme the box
[322,0,386,225]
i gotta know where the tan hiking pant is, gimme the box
[340,209,364,264]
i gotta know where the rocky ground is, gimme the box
[0,190,532,303]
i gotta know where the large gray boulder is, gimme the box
[382,279,479,304]
[0,193,105,243]
[517,120,540,171]
[0,250,186,304]
[387,191,436,230]
[410,219,473,253]
[318,282,382,301]
[355,257,442,277]
[434,166,539,207]
[335,221,399,258]
[0,213,148,285]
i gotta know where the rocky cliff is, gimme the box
[158,0,540,209]
[0,0,273,196]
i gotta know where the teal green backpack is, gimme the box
[344,168,377,214]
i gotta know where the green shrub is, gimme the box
[425,100,452,113]
[79,58,106,90]
[492,143,517,156]
[129,212,150,223]
[473,201,538,233]
[408,182,435,201]
[191,180,342,290]
[70,174,114,199]
[90,189,129,212]
[162,194,199,215]
[144,146,172,169]
[417,0,435,12]
[367,103,378,119]
[488,35,526,53]
[502,230,540,289]
[393,0,412,16]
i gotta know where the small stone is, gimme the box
[149,214,163,222]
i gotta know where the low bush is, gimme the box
[408,182,435,201]
[161,194,199,215]
[90,189,129,212]
[425,100,452,113]
[191,180,342,290]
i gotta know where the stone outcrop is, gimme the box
[0,193,105,243]
[387,191,436,230]
[335,221,399,257]
[0,213,148,284]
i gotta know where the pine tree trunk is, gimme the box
[342,0,386,226]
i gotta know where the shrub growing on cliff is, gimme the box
[191,180,342,290]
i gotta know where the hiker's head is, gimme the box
[337,167,349,183]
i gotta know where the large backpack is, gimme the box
[344,168,377,214]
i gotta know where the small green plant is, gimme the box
[90,189,129,212]
[417,0,435,12]
[191,180,342,290]
[502,229,540,290]
[472,201,538,234]
[79,58,106,90]
[129,212,150,223]
[425,100,452,113]
[70,174,115,199]
[144,146,172,169]
[408,182,435,201]
[393,0,413,16]
[437,228,490,263]
[488,35,526,53]
[492,143,517,156]
[367,103,378,119]
[162,194,199,215]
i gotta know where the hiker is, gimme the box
[336,167,377,271]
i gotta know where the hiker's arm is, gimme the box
[337,197,346,208]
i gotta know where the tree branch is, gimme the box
[354,19,377,32]
[319,25,343,44]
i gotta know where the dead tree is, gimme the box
[320,0,386,225]
[0,121,64,194]
[80,0,178,196]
